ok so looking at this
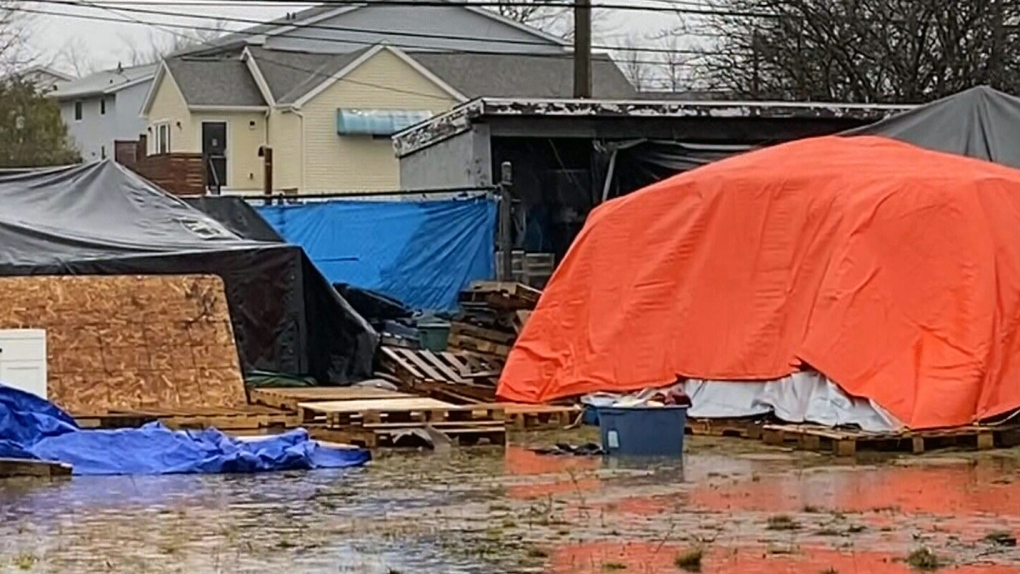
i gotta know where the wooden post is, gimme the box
[262,146,273,202]
[573,0,592,98]
[497,161,514,282]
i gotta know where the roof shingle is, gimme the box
[165,55,266,107]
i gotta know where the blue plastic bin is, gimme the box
[598,406,688,457]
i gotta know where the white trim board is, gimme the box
[290,44,466,109]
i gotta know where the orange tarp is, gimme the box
[497,136,1020,429]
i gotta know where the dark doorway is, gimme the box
[202,122,227,193]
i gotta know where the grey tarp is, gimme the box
[0,160,377,383]
[845,86,1020,169]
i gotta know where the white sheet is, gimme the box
[682,372,903,432]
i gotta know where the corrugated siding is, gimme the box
[267,109,302,191]
[190,111,266,192]
[301,48,459,193]
[146,73,196,153]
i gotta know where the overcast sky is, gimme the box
[21,0,674,74]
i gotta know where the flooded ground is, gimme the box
[3,429,1020,573]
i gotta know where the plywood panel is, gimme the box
[0,275,245,415]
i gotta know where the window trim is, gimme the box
[154,121,170,155]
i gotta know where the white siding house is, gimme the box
[50,64,157,162]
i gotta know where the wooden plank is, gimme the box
[392,348,449,382]
[379,347,428,380]
[759,423,1020,457]
[298,397,458,415]
[249,386,411,411]
[448,333,512,357]
[0,458,72,478]
[417,350,468,383]
[450,322,517,345]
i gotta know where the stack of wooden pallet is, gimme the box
[448,281,539,360]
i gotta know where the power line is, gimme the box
[53,0,764,17]
[47,0,707,104]
[32,0,727,57]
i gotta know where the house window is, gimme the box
[74,101,82,121]
[155,123,170,154]
[100,99,106,115]
[101,145,106,159]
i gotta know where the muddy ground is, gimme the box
[2,429,1020,573]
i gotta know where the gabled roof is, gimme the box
[162,55,267,108]
[411,52,636,99]
[50,63,157,100]
[241,45,634,109]
[179,1,569,58]
[245,45,370,104]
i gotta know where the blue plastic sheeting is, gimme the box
[0,385,370,476]
[258,197,496,311]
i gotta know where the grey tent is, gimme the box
[845,86,1020,169]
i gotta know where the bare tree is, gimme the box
[54,38,98,78]
[692,0,1020,102]
[488,0,613,41]
[120,20,229,65]
[613,34,654,90]
[650,30,691,91]
[0,1,34,75]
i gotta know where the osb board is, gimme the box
[0,275,245,415]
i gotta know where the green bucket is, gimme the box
[418,321,451,351]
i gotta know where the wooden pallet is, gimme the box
[450,321,517,345]
[0,458,72,479]
[248,385,412,412]
[686,417,766,439]
[458,281,541,310]
[447,333,512,358]
[379,347,502,385]
[499,403,581,430]
[761,423,1020,457]
[310,423,506,448]
[297,397,505,428]
[107,406,295,430]
[413,379,497,404]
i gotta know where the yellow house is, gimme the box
[140,44,634,194]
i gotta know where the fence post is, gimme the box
[497,161,514,282]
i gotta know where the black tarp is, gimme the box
[183,196,284,242]
[0,160,376,383]
[845,86,1020,169]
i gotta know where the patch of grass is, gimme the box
[527,547,549,559]
[814,528,842,537]
[906,548,942,571]
[276,538,298,549]
[984,530,1017,547]
[674,547,704,572]
[847,524,866,534]
[603,563,628,571]
[488,503,511,512]
[766,514,800,531]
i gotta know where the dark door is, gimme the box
[202,122,227,193]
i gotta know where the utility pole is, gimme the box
[497,161,514,282]
[573,0,592,98]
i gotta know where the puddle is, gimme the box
[1,436,1020,572]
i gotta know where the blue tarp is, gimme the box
[0,385,370,476]
[258,197,496,311]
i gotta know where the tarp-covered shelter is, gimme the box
[498,136,1020,429]
[846,86,1020,169]
[258,197,497,311]
[0,161,376,383]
